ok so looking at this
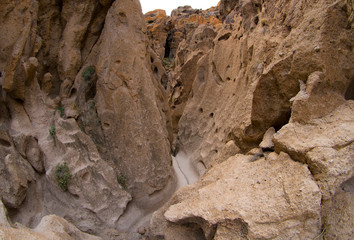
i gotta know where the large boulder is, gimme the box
[150,152,322,239]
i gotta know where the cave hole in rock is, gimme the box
[209,112,214,118]
[273,110,291,131]
[0,139,11,147]
[153,67,158,79]
[69,88,77,98]
[344,78,354,100]
[150,56,154,63]
[254,16,259,25]
[199,108,204,113]
[218,32,232,41]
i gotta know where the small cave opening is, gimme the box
[273,110,292,131]
[153,67,158,79]
[218,32,232,41]
[254,16,259,25]
[0,139,11,147]
[69,88,77,98]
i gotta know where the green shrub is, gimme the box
[162,58,173,70]
[49,126,56,138]
[54,106,64,117]
[55,162,71,191]
[117,174,127,190]
[82,66,95,81]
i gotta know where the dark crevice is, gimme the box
[153,67,158,79]
[254,16,259,25]
[273,110,291,131]
[344,78,354,100]
[218,32,232,41]
[164,31,173,58]
[0,139,11,147]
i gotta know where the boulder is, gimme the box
[151,152,322,239]
[259,127,275,150]
[274,101,354,200]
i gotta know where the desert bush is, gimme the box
[117,174,127,190]
[82,66,95,81]
[55,162,71,191]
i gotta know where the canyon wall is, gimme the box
[0,0,173,239]
[148,0,353,239]
[0,0,353,239]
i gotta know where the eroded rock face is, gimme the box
[0,200,102,240]
[148,0,353,239]
[145,9,170,58]
[1,0,353,239]
[151,152,322,239]
[168,0,353,173]
[145,5,221,62]
[0,0,173,238]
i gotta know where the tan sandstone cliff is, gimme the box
[0,0,174,239]
[0,0,353,239]
[148,0,353,239]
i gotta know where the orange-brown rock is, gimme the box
[145,9,171,57]
[145,5,221,60]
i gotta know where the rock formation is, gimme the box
[1,0,173,238]
[0,0,353,239]
[147,0,353,239]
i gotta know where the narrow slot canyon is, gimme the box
[0,0,353,240]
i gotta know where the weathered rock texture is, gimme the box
[1,0,353,239]
[151,152,322,239]
[145,6,221,62]
[170,0,353,171]
[0,200,102,240]
[148,0,354,239]
[0,0,174,238]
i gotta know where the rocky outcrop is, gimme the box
[168,0,353,172]
[145,10,170,58]
[151,152,322,239]
[0,0,174,238]
[145,5,221,62]
[1,0,353,239]
[0,200,102,240]
[148,0,353,239]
